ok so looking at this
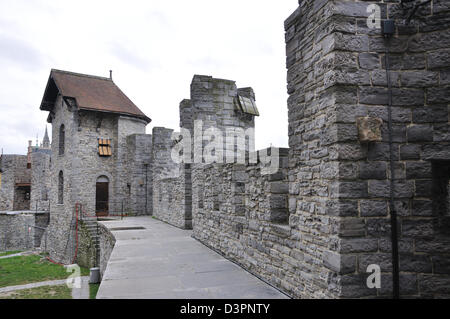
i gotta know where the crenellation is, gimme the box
[0,0,449,299]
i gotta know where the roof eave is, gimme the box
[39,72,62,111]
[78,106,151,124]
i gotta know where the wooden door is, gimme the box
[96,182,109,217]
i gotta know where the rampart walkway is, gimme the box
[96,217,289,299]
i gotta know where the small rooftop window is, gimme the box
[98,138,112,157]
[237,95,260,116]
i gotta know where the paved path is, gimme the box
[0,279,68,294]
[71,276,90,299]
[97,217,289,299]
[0,250,39,260]
[0,276,89,298]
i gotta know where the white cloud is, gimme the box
[0,0,297,154]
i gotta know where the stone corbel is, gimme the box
[356,117,383,143]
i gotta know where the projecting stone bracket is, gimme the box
[356,117,383,143]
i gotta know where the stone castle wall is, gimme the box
[0,212,49,252]
[5,0,448,299]
[44,94,149,264]
[192,149,293,290]
[44,94,80,263]
[114,116,148,214]
[30,151,51,211]
[285,0,450,298]
[0,155,31,211]
[126,134,153,216]
[152,127,192,228]
[0,155,20,211]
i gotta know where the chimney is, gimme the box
[109,70,113,80]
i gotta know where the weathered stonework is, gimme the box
[0,212,49,252]
[284,0,450,298]
[2,1,449,299]
[0,155,31,211]
[126,134,153,216]
[41,73,151,264]
[192,149,292,290]
[30,151,51,211]
[152,127,192,228]
[99,222,116,278]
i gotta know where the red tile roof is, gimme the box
[40,69,151,123]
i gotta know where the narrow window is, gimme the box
[58,171,64,204]
[213,183,220,211]
[234,182,245,216]
[98,138,112,157]
[42,187,48,201]
[59,125,65,155]
[198,187,204,209]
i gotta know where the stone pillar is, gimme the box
[30,151,51,211]
[126,134,153,216]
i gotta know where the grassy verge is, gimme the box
[0,285,72,299]
[0,251,22,257]
[89,283,100,299]
[0,254,89,288]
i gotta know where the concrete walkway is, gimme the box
[0,279,68,294]
[0,276,89,299]
[0,252,32,260]
[71,276,90,299]
[97,217,289,299]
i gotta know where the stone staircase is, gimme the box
[83,217,100,266]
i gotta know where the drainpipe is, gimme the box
[382,19,400,299]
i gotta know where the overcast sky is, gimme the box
[0,0,297,155]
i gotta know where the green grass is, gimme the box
[89,283,100,299]
[80,266,90,276]
[0,285,72,299]
[0,251,22,257]
[0,254,89,288]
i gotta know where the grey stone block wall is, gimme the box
[43,94,150,264]
[285,0,450,298]
[114,116,147,214]
[44,94,80,263]
[192,148,291,292]
[152,75,259,229]
[0,155,18,211]
[126,134,153,216]
[99,222,116,278]
[152,127,192,228]
[0,212,49,252]
[30,152,51,211]
[188,75,256,162]
[0,155,31,211]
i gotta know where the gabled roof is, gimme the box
[40,69,151,123]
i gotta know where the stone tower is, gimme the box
[285,0,450,298]
[39,69,151,264]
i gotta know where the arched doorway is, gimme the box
[96,176,109,217]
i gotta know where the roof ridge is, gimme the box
[51,69,112,82]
